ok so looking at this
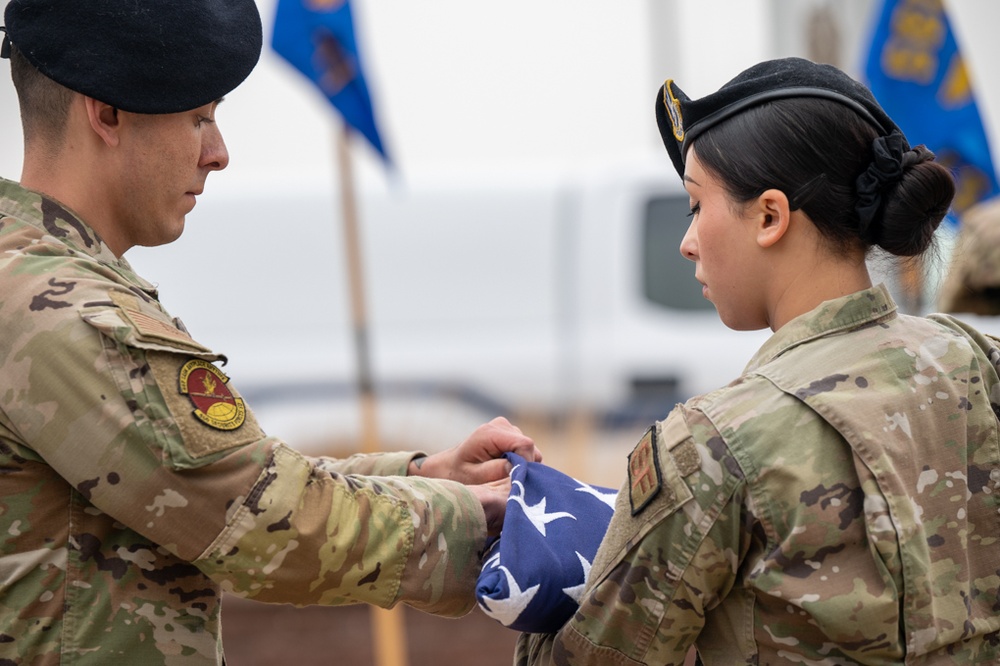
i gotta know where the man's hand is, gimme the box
[408,416,540,484]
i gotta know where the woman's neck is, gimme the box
[765,226,873,332]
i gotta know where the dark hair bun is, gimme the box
[875,150,955,257]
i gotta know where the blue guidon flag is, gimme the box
[476,453,617,633]
[271,0,388,160]
[863,0,999,219]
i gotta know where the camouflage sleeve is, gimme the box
[195,444,486,615]
[514,406,748,665]
[314,449,425,477]
[8,283,487,616]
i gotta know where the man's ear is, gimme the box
[754,188,791,249]
[83,96,121,147]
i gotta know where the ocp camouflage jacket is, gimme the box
[519,284,1000,665]
[0,178,488,665]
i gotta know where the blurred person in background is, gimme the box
[517,57,1000,664]
[0,1,539,663]
[938,195,1000,328]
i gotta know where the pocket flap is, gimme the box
[80,290,219,360]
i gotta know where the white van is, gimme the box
[127,162,771,451]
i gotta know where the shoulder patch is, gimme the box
[628,426,662,516]
[146,350,264,467]
[178,359,246,431]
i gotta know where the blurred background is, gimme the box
[2,0,997,470]
[3,1,1000,663]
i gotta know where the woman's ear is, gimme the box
[754,188,791,249]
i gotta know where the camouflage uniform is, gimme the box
[517,284,1000,665]
[938,195,1000,316]
[0,178,488,665]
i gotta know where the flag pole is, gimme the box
[335,121,409,666]
[337,121,379,456]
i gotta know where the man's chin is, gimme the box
[138,221,186,249]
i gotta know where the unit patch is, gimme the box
[628,426,662,515]
[178,359,246,430]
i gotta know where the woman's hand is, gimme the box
[468,477,513,536]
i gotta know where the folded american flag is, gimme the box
[475,452,618,633]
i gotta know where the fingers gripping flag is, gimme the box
[271,0,388,160]
[476,453,617,633]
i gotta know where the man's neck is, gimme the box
[20,157,127,258]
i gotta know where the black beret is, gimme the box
[656,57,904,178]
[3,0,262,114]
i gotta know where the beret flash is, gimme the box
[2,0,263,114]
[655,57,904,178]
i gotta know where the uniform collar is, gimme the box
[745,283,897,374]
[0,177,158,294]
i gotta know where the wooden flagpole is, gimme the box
[335,121,409,666]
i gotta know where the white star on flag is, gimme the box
[561,551,593,604]
[479,565,540,627]
[574,480,619,510]
[507,478,576,537]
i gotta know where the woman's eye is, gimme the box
[687,202,701,217]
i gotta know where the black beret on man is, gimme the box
[2,0,263,114]
[655,57,905,178]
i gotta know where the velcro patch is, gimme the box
[670,440,701,477]
[628,426,662,516]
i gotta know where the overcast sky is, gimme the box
[0,1,751,192]
[2,1,998,193]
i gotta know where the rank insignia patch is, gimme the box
[628,426,662,516]
[178,359,246,430]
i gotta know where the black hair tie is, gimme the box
[855,131,917,238]
[0,28,9,60]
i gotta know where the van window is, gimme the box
[642,196,715,311]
